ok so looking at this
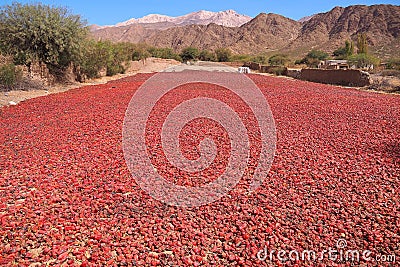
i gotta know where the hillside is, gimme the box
[91,4,400,57]
[285,4,400,53]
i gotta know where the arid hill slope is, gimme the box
[91,4,400,56]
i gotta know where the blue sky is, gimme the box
[2,0,399,25]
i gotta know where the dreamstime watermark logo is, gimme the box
[257,239,396,264]
[122,71,276,207]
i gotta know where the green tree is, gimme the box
[148,47,180,61]
[77,41,133,79]
[180,47,200,62]
[0,3,87,78]
[215,48,232,62]
[0,63,22,91]
[346,40,355,56]
[333,41,354,59]
[268,54,290,66]
[306,50,329,61]
[130,44,151,62]
[230,54,252,63]
[199,50,216,61]
[105,42,132,76]
[132,48,151,62]
[252,55,268,65]
[357,33,368,54]
[333,47,347,59]
[297,49,329,68]
[77,40,108,79]
[348,53,379,69]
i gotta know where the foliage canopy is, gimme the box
[0,2,88,77]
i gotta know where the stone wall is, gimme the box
[243,62,261,71]
[259,66,288,75]
[300,69,372,87]
[28,62,56,85]
[286,68,301,79]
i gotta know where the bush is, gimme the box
[199,50,216,61]
[215,48,232,62]
[0,3,87,78]
[295,57,320,68]
[0,63,22,91]
[268,54,290,66]
[230,54,253,63]
[297,49,329,68]
[333,47,347,59]
[306,50,329,61]
[148,47,180,61]
[106,42,132,76]
[78,40,108,79]
[347,53,380,69]
[77,41,133,79]
[333,40,354,59]
[180,47,199,62]
[132,49,151,62]
[386,58,400,70]
[270,66,286,76]
[252,55,268,65]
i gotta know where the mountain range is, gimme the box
[91,10,251,30]
[91,5,400,58]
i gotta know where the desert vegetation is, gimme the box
[0,3,170,89]
[0,3,86,79]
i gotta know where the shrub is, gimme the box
[77,41,133,79]
[199,50,216,61]
[268,54,290,66]
[132,49,151,62]
[148,47,180,61]
[347,53,380,69]
[180,47,200,62]
[333,40,354,59]
[386,58,400,70]
[297,49,329,68]
[230,54,253,63]
[215,48,232,62]
[270,66,286,76]
[0,3,87,78]
[296,57,320,68]
[78,40,108,79]
[106,42,132,76]
[306,50,329,61]
[0,63,22,91]
[252,55,269,65]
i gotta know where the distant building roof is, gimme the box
[325,60,348,65]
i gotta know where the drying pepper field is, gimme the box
[1,73,399,266]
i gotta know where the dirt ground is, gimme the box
[0,58,180,107]
[369,74,400,93]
